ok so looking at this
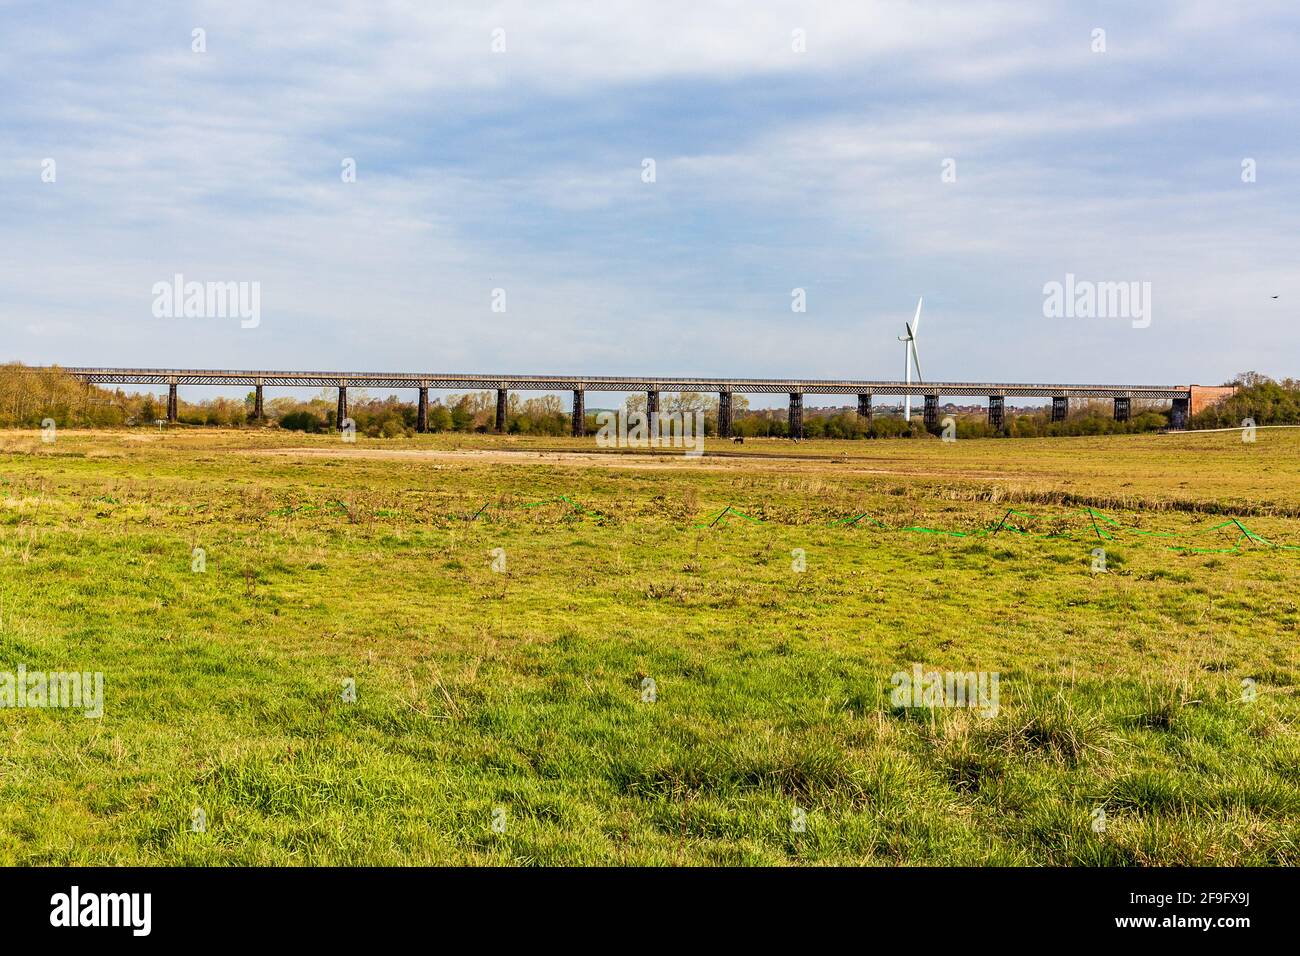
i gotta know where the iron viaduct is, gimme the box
[43,367,1234,437]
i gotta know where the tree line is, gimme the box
[1189,372,1300,429]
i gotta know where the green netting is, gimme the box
[331,489,1296,553]
[762,504,1292,553]
[295,486,1300,554]
[696,505,764,528]
[285,491,1296,553]
[989,508,1038,534]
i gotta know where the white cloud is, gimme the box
[0,0,1297,386]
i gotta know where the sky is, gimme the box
[1,1,1297,406]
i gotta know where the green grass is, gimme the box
[0,428,1296,864]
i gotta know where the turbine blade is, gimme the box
[910,297,923,337]
[910,340,923,383]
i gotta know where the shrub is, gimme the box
[280,410,326,433]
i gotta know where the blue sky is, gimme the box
[2,1,1297,405]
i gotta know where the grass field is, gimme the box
[1,427,1297,865]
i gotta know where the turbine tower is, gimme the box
[898,297,924,421]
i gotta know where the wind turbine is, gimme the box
[898,297,924,421]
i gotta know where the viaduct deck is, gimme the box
[33,367,1210,435]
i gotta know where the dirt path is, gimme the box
[241,444,1041,482]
